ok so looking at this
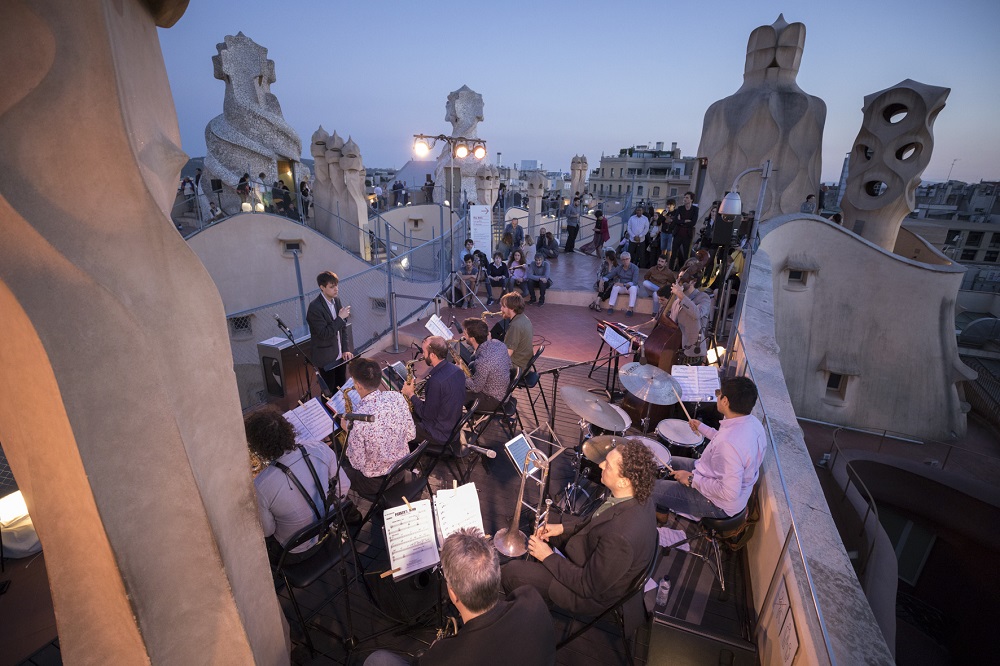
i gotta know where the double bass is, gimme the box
[620,251,711,431]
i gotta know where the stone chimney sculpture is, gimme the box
[570,155,588,200]
[839,79,949,251]
[526,171,547,231]
[435,85,485,206]
[697,15,826,220]
[340,137,369,257]
[203,32,303,215]
[476,163,500,209]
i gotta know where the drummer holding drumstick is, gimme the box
[651,377,767,519]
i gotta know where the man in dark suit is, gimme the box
[501,440,658,617]
[306,271,353,393]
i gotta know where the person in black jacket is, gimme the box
[305,271,353,393]
[364,528,556,666]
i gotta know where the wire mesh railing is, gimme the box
[224,212,464,411]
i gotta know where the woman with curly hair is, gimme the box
[500,440,658,617]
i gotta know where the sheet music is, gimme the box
[282,398,333,443]
[433,483,485,545]
[670,365,721,402]
[424,314,454,340]
[602,325,632,355]
[384,500,440,579]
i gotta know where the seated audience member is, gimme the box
[523,235,536,263]
[501,440,657,617]
[484,252,510,306]
[403,336,466,450]
[462,318,512,412]
[341,357,416,497]
[364,528,555,666]
[526,254,552,306]
[456,255,480,308]
[535,228,558,258]
[608,251,640,316]
[247,407,354,564]
[641,253,676,310]
[589,250,618,311]
[652,377,766,519]
[500,292,533,372]
[507,249,529,296]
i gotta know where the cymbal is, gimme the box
[560,386,626,431]
[618,362,682,405]
[581,435,626,464]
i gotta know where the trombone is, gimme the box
[493,447,551,558]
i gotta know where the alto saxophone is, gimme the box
[403,359,418,410]
[334,385,354,448]
[450,342,472,378]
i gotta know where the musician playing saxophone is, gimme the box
[402,336,465,451]
[340,358,415,497]
[461,318,511,412]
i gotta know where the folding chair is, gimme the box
[556,545,662,664]
[421,398,485,485]
[353,441,430,530]
[515,345,549,427]
[470,367,523,445]
[274,511,360,656]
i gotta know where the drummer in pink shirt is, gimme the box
[651,377,766,518]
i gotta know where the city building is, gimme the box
[589,141,702,208]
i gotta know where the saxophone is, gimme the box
[403,359,419,410]
[334,385,354,448]
[450,341,472,378]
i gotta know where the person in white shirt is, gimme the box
[625,206,650,265]
[652,377,766,518]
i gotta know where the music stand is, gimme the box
[588,322,632,401]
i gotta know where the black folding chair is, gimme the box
[353,441,430,530]
[274,511,360,655]
[515,345,549,427]
[470,367,523,445]
[421,398,486,485]
[556,545,662,664]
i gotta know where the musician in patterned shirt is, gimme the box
[462,318,512,412]
[341,357,416,496]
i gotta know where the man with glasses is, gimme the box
[652,377,766,519]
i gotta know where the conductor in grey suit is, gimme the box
[306,271,354,393]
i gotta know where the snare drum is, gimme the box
[633,436,672,471]
[586,404,632,438]
[656,419,706,459]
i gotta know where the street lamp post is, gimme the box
[412,133,487,294]
[719,159,772,372]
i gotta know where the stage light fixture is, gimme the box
[413,137,431,157]
[454,142,470,159]
[473,143,487,160]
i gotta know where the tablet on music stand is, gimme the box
[503,433,540,477]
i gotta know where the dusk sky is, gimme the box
[159,0,1000,184]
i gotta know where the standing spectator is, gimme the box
[373,183,383,210]
[669,192,698,270]
[626,206,649,267]
[495,182,506,210]
[299,180,311,219]
[526,254,552,306]
[254,172,269,211]
[697,202,723,251]
[237,173,251,204]
[423,175,435,204]
[608,251,640,316]
[800,194,817,214]
[181,177,196,212]
[484,252,510,306]
[564,197,581,253]
[818,185,829,211]
[581,210,610,255]
[642,254,676,312]
[507,249,529,296]
[503,217,525,252]
[659,199,677,264]
[589,250,618,311]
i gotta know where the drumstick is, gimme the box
[670,385,693,421]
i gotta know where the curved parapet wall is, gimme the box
[203,32,302,200]
[759,213,974,439]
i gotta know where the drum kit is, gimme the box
[557,366,706,514]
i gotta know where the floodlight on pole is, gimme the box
[722,159,773,371]
[473,144,487,160]
[413,137,431,157]
[454,142,470,159]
